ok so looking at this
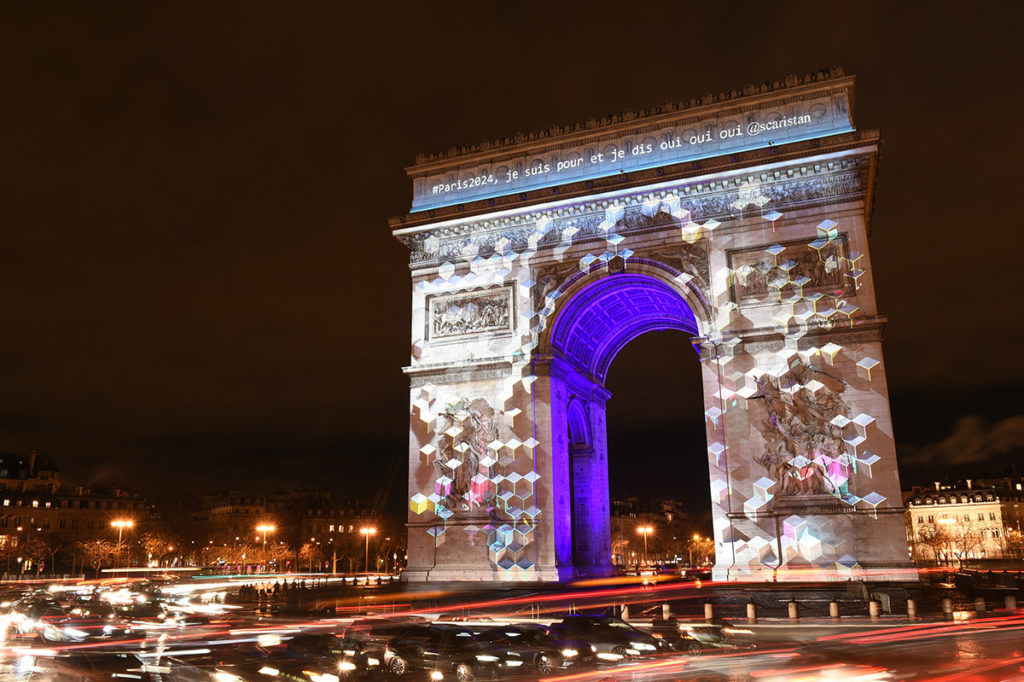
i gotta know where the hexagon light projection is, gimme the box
[393,70,914,582]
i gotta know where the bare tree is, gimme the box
[36,531,71,575]
[19,537,49,574]
[913,521,985,566]
[139,532,179,567]
[76,539,117,578]
[299,542,325,573]
[688,535,715,567]
[913,523,951,565]
[947,521,986,565]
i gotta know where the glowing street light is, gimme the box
[637,526,653,567]
[256,524,276,550]
[111,520,134,572]
[360,527,377,573]
[690,533,702,568]
[111,519,134,546]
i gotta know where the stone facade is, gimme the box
[905,478,1024,564]
[392,73,914,582]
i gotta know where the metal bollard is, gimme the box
[975,597,986,615]
[1005,595,1017,611]
[907,598,917,618]
[746,601,757,624]
[788,600,799,621]
[704,602,715,620]
[662,603,671,620]
[869,600,880,619]
[829,600,840,619]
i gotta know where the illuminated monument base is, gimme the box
[394,70,915,583]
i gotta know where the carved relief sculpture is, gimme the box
[751,358,853,498]
[729,235,851,306]
[428,287,513,340]
[432,397,499,510]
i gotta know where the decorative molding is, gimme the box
[398,158,868,269]
[404,360,513,388]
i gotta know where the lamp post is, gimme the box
[111,520,134,572]
[256,524,275,572]
[360,527,376,573]
[689,533,701,568]
[637,526,653,567]
[256,524,275,550]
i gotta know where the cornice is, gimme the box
[391,130,878,233]
[396,144,875,270]
[695,316,888,359]
[408,68,851,170]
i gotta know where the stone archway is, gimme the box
[538,270,705,578]
[395,73,915,583]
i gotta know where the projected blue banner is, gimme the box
[411,91,853,212]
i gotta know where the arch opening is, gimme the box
[549,274,701,383]
[545,272,708,577]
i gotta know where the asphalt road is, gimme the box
[3,610,1023,681]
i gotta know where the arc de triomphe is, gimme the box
[391,69,913,582]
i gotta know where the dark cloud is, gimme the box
[900,415,1024,476]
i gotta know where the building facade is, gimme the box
[905,477,1024,564]
[0,451,152,573]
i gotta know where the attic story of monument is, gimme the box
[391,69,914,582]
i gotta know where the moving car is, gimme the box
[40,611,134,643]
[476,623,597,670]
[473,626,565,674]
[384,625,524,680]
[673,618,755,653]
[551,615,668,661]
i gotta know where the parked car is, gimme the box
[384,625,524,680]
[551,615,668,661]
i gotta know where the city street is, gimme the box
[0,576,1022,680]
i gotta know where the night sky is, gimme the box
[1,4,1021,517]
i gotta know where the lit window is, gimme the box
[2,500,7,506]
[44,502,51,509]
[31,500,38,508]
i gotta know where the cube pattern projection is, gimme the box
[401,147,907,581]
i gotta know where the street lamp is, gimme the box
[637,526,653,567]
[111,520,134,571]
[360,527,376,573]
[689,533,702,568]
[256,524,275,550]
